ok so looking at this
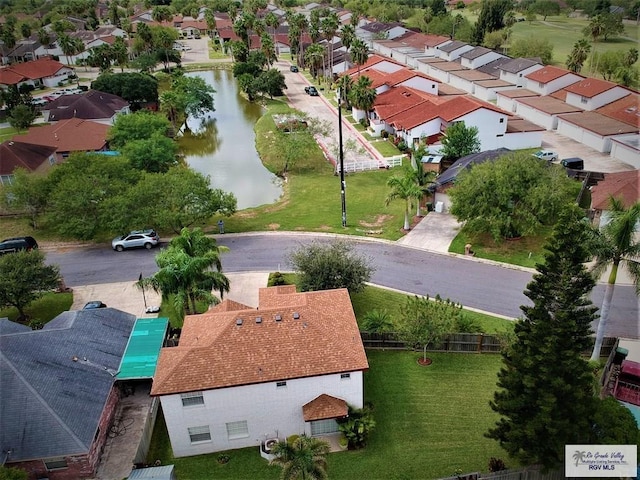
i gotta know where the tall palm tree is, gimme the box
[386,167,423,231]
[350,38,369,76]
[589,198,640,360]
[410,150,436,217]
[321,12,339,80]
[270,434,330,480]
[139,227,230,316]
[566,38,591,73]
[336,74,353,107]
[348,75,376,120]
[304,43,326,79]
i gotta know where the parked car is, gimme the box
[561,158,584,170]
[0,236,38,255]
[532,150,558,162]
[83,301,107,309]
[290,65,299,72]
[112,229,160,252]
[305,86,319,96]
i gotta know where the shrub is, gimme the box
[397,141,408,152]
[488,457,507,472]
[286,434,300,445]
[358,117,369,128]
[268,271,288,286]
[217,454,230,464]
[361,309,393,333]
[381,130,389,139]
[337,405,375,449]
[455,314,484,333]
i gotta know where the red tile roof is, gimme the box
[343,54,404,77]
[14,118,109,153]
[596,93,640,127]
[440,95,505,122]
[591,170,640,210]
[151,287,369,396]
[0,140,57,175]
[0,57,68,85]
[525,65,577,83]
[564,77,623,98]
[303,394,348,421]
[373,86,432,119]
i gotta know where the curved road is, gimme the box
[45,233,638,338]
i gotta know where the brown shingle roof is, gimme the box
[151,287,369,396]
[557,111,639,136]
[15,118,109,153]
[591,170,640,210]
[0,140,57,175]
[516,95,583,115]
[45,90,129,122]
[303,394,348,421]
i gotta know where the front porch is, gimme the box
[315,432,345,453]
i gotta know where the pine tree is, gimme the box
[487,207,598,469]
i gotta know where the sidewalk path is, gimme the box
[397,212,462,253]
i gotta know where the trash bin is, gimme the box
[435,201,444,213]
[426,202,433,212]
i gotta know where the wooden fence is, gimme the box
[438,466,563,480]
[360,332,617,357]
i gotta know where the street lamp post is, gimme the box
[337,88,347,227]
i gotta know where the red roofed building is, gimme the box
[0,57,74,90]
[151,286,368,457]
[524,65,582,96]
[0,140,57,186]
[564,77,631,111]
[14,118,110,161]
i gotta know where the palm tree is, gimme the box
[260,32,276,66]
[265,11,280,55]
[589,198,640,361]
[350,38,368,76]
[566,38,591,73]
[304,43,326,79]
[138,227,230,316]
[336,74,353,107]
[386,167,423,231]
[270,434,330,480]
[410,149,436,217]
[321,12,339,80]
[348,75,376,121]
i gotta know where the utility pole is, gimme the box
[337,88,347,227]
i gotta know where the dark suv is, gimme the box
[0,236,39,255]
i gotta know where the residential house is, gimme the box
[496,88,539,113]
[420,59,467,84]
[513,94,583,130]
[556,110,638,153]
[436,40,474,62]
[151,286,369,457]
[0,310,137,480]
[14,118,110,161]
[43,90,130,125]
[423,35,452,57]
[590,170,640,227]
[0,57,74,90]
[372,31,445,67]
[0,140,57,185]
[471,77,515,102]
[523,65,582,96]
[448,69,497,96]
[355,21,407,48]
[459,46,505,70]
[597,94,640,167]
[498,57,543,87]
[564,77,631,111]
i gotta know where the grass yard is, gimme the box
[371,139,402,157]
[449,227,550,269]
[0,292,73,324]
[0,126,20,142]
[147,351,511,479]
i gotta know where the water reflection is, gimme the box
[179,69,283,210]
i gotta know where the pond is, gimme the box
[178,70,283,210]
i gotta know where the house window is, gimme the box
[0,175,14,186]
[49,156,57,165]
[580,96,588,104]
[188,425,211,443]
[276,381,287,388]
[538,82,544,88]
[181,391,204,407]
[44,458,68,470]
[310,419,339,435]
[341,373,351,380]
[226,420,249,440]
[499,118,504,123]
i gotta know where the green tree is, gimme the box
[270,435,330,480]
[111,36,129,72]
[583,14,606,42]
[288,240,374,294]
[509,37,553,64]
[348,75,376,116]
[0,168,50,229]
[350,38,369,76]
[591,50,624,80]
[260,32,277,66]
[601,12,624,40]
[0,466,28,480]
[531,0,560,20]
[487,207,599,469]
[91,72,159,108]
[256,68,287,98]
[139,227,229,316]
[361,309,393,333]
[589,198,640,361]
[566,38,591,73]
[8,104,36,131]
[0,250,60,321]
[108,110,172,149]
[398,294,459,362]
[449,153,580,241]
[337,405,376,449]
[440,121,481,161]
[590,396,640,444]
[172,74,216,127]
[120,133,178,173]
[385,167,423,231]
[471,0,512,44]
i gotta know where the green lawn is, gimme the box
[147,351,512,479]
[371,139,402,157]
[0,292,73,324]
[0,126,20,142]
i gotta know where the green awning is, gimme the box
[117,318,169,380]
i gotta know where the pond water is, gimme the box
[179,70,283,210]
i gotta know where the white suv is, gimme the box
[532,150,558,162]
[112,229,160,251]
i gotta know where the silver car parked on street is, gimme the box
[112,229,160,251]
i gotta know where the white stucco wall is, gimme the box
[402,117,441,145]
[161,372,364,457]
[514,102,556,130]
[500,65,542,87]
[525,74,581,95]
[425,66,448,83]
[565,88,630,111]
[455,109,507,151]
[398,76,438,95]
[501,130,544,150]
[473,84,514,102]
[610,136,640,169]
[448,75,474,94]
[460,51,503,69]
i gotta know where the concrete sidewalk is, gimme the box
[397,212,462,253]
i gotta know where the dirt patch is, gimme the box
[235,211,258,219]
[417,357,432,367]
[262,199,289,213]
[359,214,392,228]
[267,223,280,230]
[317,225,332,231]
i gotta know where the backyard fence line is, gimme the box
[360,331,617,357]
[438,466,563,480]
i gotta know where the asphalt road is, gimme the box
[45,233,639,339]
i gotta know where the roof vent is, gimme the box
[293,312,300,319]
[274,314,282,322]
[236,318,243,326]
[255,316,262,324]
